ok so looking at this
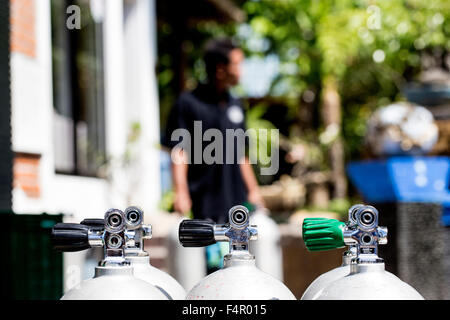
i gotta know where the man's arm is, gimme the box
[171,148,192,215]
[239,157,265,208]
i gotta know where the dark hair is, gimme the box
[203,37,239,80]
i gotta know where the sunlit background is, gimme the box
[1,0,449,299]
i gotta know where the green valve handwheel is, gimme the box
[302,218,346,252]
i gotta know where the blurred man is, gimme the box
[162,37,264,223]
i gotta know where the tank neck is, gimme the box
[223,251,256,268]
[94,265,134,277]
[126,254,150,265]
[350,262,385,274]
[125,249,149,258]
[342,254,351,266]
[341,246,357,266]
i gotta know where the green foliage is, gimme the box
[245,103,279,183]
[239,0,450,160]
[303,197,357,219]
[159,190,174,212]
[328,198,353,217]
[156,0,450,183]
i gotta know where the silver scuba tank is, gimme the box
[300,204,362,299]
[52,208,168,300]
[179,205,296,300]
[79,206,187,299]
[248,207,283,280]
[301,205,424,300]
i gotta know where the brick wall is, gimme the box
[13,152,41,198]
[10,0,35,58]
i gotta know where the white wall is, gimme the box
[10,0,162,293]
[11,0,111,219]
[11,0,57,215]
[11,0,162,219]
[123,0,161,211]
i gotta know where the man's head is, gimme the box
[203,38,244,89]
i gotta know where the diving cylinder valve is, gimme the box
[179,205,296,300]
[301,204,362,299]
[301,205,424,300]
[80,206,186,299]
[51,208,168,300]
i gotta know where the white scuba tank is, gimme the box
[301,204,362,299]
[80,206,187,299]
[301,250,353,300]
[179,205,296,300]
[52,208,168,300]
[301,204,424,300]
[186,252,295,300]
[127,254,186,299]
[61,264,167,300]
[316,262,424,300]
[249,208,283,280]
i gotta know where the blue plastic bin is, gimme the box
[347,156,450,226]
[347,160,396,203]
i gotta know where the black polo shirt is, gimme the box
[162,84,248,223]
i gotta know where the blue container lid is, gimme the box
[388,156,450,203]
[347,156,450,203]
[347,160,396,203]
